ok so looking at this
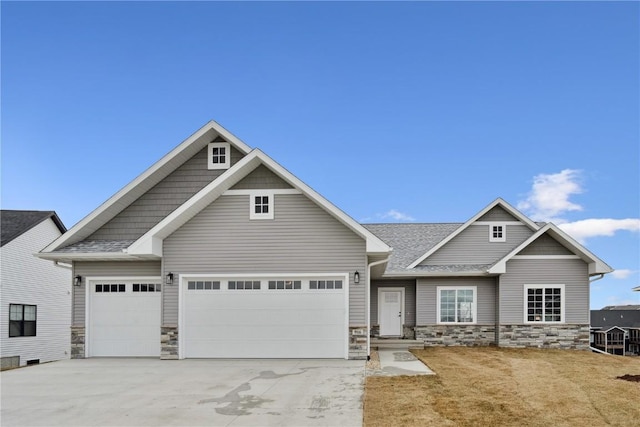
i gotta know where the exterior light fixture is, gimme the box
[354,271,360,284]
[74,275,82,286]
[165,272,174,285]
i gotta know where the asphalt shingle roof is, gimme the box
[56,240,136,253]
[1,210,66,247]
[363,223,463,273]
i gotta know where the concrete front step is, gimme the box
[371,339,424,350]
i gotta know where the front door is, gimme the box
[379,290,403,336]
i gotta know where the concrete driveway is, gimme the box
[1,358,365,427]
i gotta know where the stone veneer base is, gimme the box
[161,326,179,359]
[415,325,496,346]
[499,324,590,350]
[71,326,85,359]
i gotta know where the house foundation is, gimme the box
[71,326,85,358]
[161,325,179,359]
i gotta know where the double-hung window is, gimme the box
[437,287,476,324]
[525,285,564,323]
[9,304,37,337]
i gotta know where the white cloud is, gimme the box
[381,209,415,221]
[518,169,640,243]
[558,218,640,243]
[362,209,416,222]
[517,169,583,222]
[609,269,637,280]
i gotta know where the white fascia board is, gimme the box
[128,149,391,257]
[408,198,540,269]
[34,252,142,262]
[251,150,391,255]
[128,151,263,256]
[41,120,252,254]
[487,223,614,275]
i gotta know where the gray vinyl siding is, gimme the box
[416,277,496,325]
[420,224,534,265]
[477,206,520,221]
[517,234,573,255]
[499,259,589,324]
[87,146,245,240]
[72,261,161,326]
[231,165,293,189]
[163,194,367,326]
[371,280,416,326]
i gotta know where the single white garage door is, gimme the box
[182,276,347,358]
[88,280,161,357]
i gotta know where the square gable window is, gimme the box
[489,224,506,242]
[208,142,231,170]
[250,192,274,220]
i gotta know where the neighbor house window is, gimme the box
[208,142,230,170]
[525,285,564,323]
[249,192,274,220]
[489,224,506,242]
[9,304,37,337]
[437,287,476,324]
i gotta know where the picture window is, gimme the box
[437,287,476,324]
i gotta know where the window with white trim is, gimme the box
[208,142,230,170]
[489,224,506,242]
[9,304,37,337]
[250,192,274,220]
[525,285,564,323]
[437,287,476,324]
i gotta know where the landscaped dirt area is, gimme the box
[364,347,640,427]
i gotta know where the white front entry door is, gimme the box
[379,290,403,336]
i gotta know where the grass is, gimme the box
[363,347,640,427]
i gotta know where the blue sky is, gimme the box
[2,1,638,309]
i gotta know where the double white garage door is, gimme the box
[88,275,347,359]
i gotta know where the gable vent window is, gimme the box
[489,224,506,242]
[250,192,274,220]
[208,142,230,170]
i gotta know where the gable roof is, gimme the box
[38,123,390,261]
[126,149,391,257]
[487,222,613,275]
[407,198,539,268]
[1,210,66,247]
[41,121,252,253]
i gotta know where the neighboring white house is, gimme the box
[1,210,70,369]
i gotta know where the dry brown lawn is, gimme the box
[364,347,640,427]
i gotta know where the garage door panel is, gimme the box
[89,281,161,357]
[183,276,347,358]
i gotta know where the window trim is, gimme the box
[524,284,565,324]
[436,286,477,325]
[249,191,274,220]
[489,223,507,242]
[207,142,230,170]
[9,304,37,337]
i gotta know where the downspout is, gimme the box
[588,273,606,352]
[367,256,391,361]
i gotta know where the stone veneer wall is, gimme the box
[71,326,85,358]
[415,325,496,346]
[499,324,590,349]
[370,325,416,340]
[349,327,368,359]
[161,326,179,359]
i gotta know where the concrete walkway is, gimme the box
[366,350,435,377]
